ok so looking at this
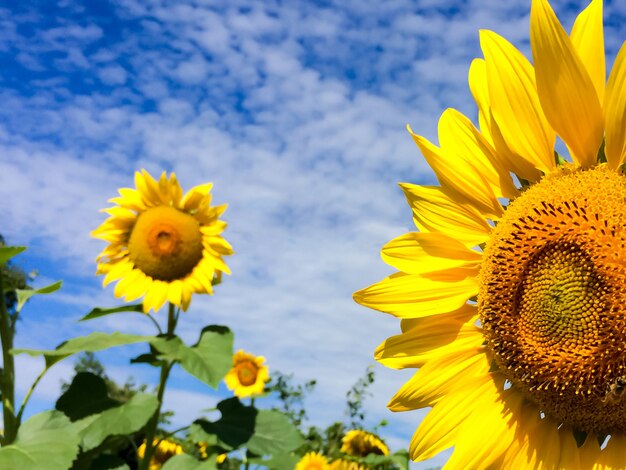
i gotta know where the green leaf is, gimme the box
[0,246,26,265]
[151,326,233,388]
[161,454,217,470]
[246,410,303,456]
[79,304,144,321]
[193,398,256,449]
[254,453,299,470]
[72,392,158,451]
[56,372,120,421]
[14,281,62,313]
[0,410,80,470]
[13,332,152,368]
[391,449,410,470]
[90,454,131,470]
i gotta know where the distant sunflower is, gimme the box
[224,350,269,398]
[355,0,626,467]
[340,430,389,457]
[295,452,330,470]
[328,459,367,470]
[137,438,183,470]
[92,170,232,313]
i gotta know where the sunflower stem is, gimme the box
[0,271,17,445]
[138,303,177,470]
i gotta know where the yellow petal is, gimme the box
[480,30,556,174]
[409,378,493,462]
[469,59,543,183]
[381,232,481,275]
[444,388,523,470]
[594,434,626,470]
[166,280,183,305]
[579,435,601,469]
[530,0,603,167]
[400,183,491,247]
[353,272,478,319]
[400,302,476,332]
[376,315,482,369]
[557,428,581,470]
[504,410,561,470]
[570,0,605,104]
[604,41,626,169]
[409,115,510,218]
[388,350,489,411]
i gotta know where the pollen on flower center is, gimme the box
[237,362,258,386]
[480,165,626,434]
[129,206,203,281]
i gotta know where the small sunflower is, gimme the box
[296,452,330,470]
[92,170,232,313]
[355,0,626,467]
[224,350,269,398]
[340,430,389,458]
[137,438,183,470]
[328,459,367,470]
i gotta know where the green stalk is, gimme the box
[0,271,17,444]
[138,303,177,470]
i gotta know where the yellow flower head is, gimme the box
[137,438,183,470]
[92,170,233,313]
[340,430,389,457]
[295,452,330,470]
[355,0,626,467]
[328,459,367,470]
[224,350,269,398]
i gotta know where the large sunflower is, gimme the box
[224,350,269,398]
[92,170,232,313]
[354,0,626,467]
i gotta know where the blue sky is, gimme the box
[1,0,625,468]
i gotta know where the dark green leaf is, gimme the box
[246,410,303,455]
[0,246,26,265]
[73,392,158,451]
[130,352,164,367]
[193,397,256,449]
[0,411,80,470]
[79,304,144,321]
[161,454,217,470]
[13,332,152,368]
[56,372,119,421]
[90,454,131,470]
[151,325,233,388]
[15,281,62,313]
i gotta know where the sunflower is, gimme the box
[328,459,367,470]
[340,430,389,458]
[354,0,626,467]
[92,170,232,313]
[224,350,269,398]
[137,438,183,470]
[296,452,330,470]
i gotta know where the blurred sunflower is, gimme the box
[340,430,389,457]
[224,350,269,398]
[296,452,330,470]
[354,0,626,467]
[328,459,367,470]
[137,438,183,470]
[92,170,232,313]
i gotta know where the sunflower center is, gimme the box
[128,206,203,281]
[237,362,258,386]
[480,165,626,434]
